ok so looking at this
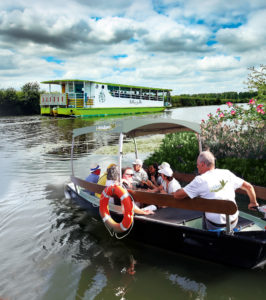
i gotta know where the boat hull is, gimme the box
[66,185,266,269]
[41,106,166,117]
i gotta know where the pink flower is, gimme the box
[227,102,233,107]
[231,110,236,115]
[249,98,256,105]
[216,108,220,113]
[201,119,205,123]
[219,113,224,118]
[257,109,265,114]
[257,104,263,109]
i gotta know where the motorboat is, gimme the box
[65,118,266,268]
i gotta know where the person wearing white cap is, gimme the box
[158,162,170,170]
[85,163,101,195]
[152,166,181,195]
[132,158,148,188]
[157,162,170,185]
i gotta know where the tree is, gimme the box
[20,82,41,114]
[246,64,266,101]
[0,88,21,116]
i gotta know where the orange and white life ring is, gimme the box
[99,185,134,233]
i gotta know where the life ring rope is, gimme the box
[99,185,134,235]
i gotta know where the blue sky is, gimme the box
[0,0,265,94]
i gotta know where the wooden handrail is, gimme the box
[71,176,237,215]
[71,176,105,194]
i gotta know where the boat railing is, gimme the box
[70,175,238,216]
[40,93,67,106]
[67,93,84,108]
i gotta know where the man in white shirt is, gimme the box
[132,158,148,188]
[174,151,258,230]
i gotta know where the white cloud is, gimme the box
[0,0,265,93]
[216,9,266,52]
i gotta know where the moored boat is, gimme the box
[40,80,172,117]
[65,118,266,268]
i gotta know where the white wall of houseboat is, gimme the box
[86,83,165,108]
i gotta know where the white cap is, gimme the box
[132,158,143,166]
[158,166,173,177]
[158,162,170,170]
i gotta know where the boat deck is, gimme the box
[135,207,255,231]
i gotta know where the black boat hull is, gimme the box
[66,185,266,269]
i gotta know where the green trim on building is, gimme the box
[41,106,165,117]
[41,79,172,92]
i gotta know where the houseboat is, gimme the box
[40,79,172,117]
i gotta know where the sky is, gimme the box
[0,0,265,95]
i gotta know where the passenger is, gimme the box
[106,165,120,188]
[105,165,154,215]
[95,163,116,198]
[132,159,149,189]
[147,163,161,188]
[98,163,116,186]
[85,164,101,195]
[157,162,170,186]
[122,167,134,189]
[152,166,181,194]
[173,151,258,230]
[122,167,155,210]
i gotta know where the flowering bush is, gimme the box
[201,99,265,160]
[201,99,265,185]
[144,99,265,186]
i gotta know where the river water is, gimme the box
[0,106,265,300]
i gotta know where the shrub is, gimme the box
[145,132,199,173]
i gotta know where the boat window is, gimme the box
[68,82,74,93]
[75,83,83,94]
[120,86,130,98]
[107,84,166,101]
[158,91,164,101]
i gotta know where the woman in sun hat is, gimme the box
[152,166,181,194]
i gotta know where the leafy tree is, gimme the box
[20,82,41,114]
[0,88,21,115]
[246,64,266,101]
